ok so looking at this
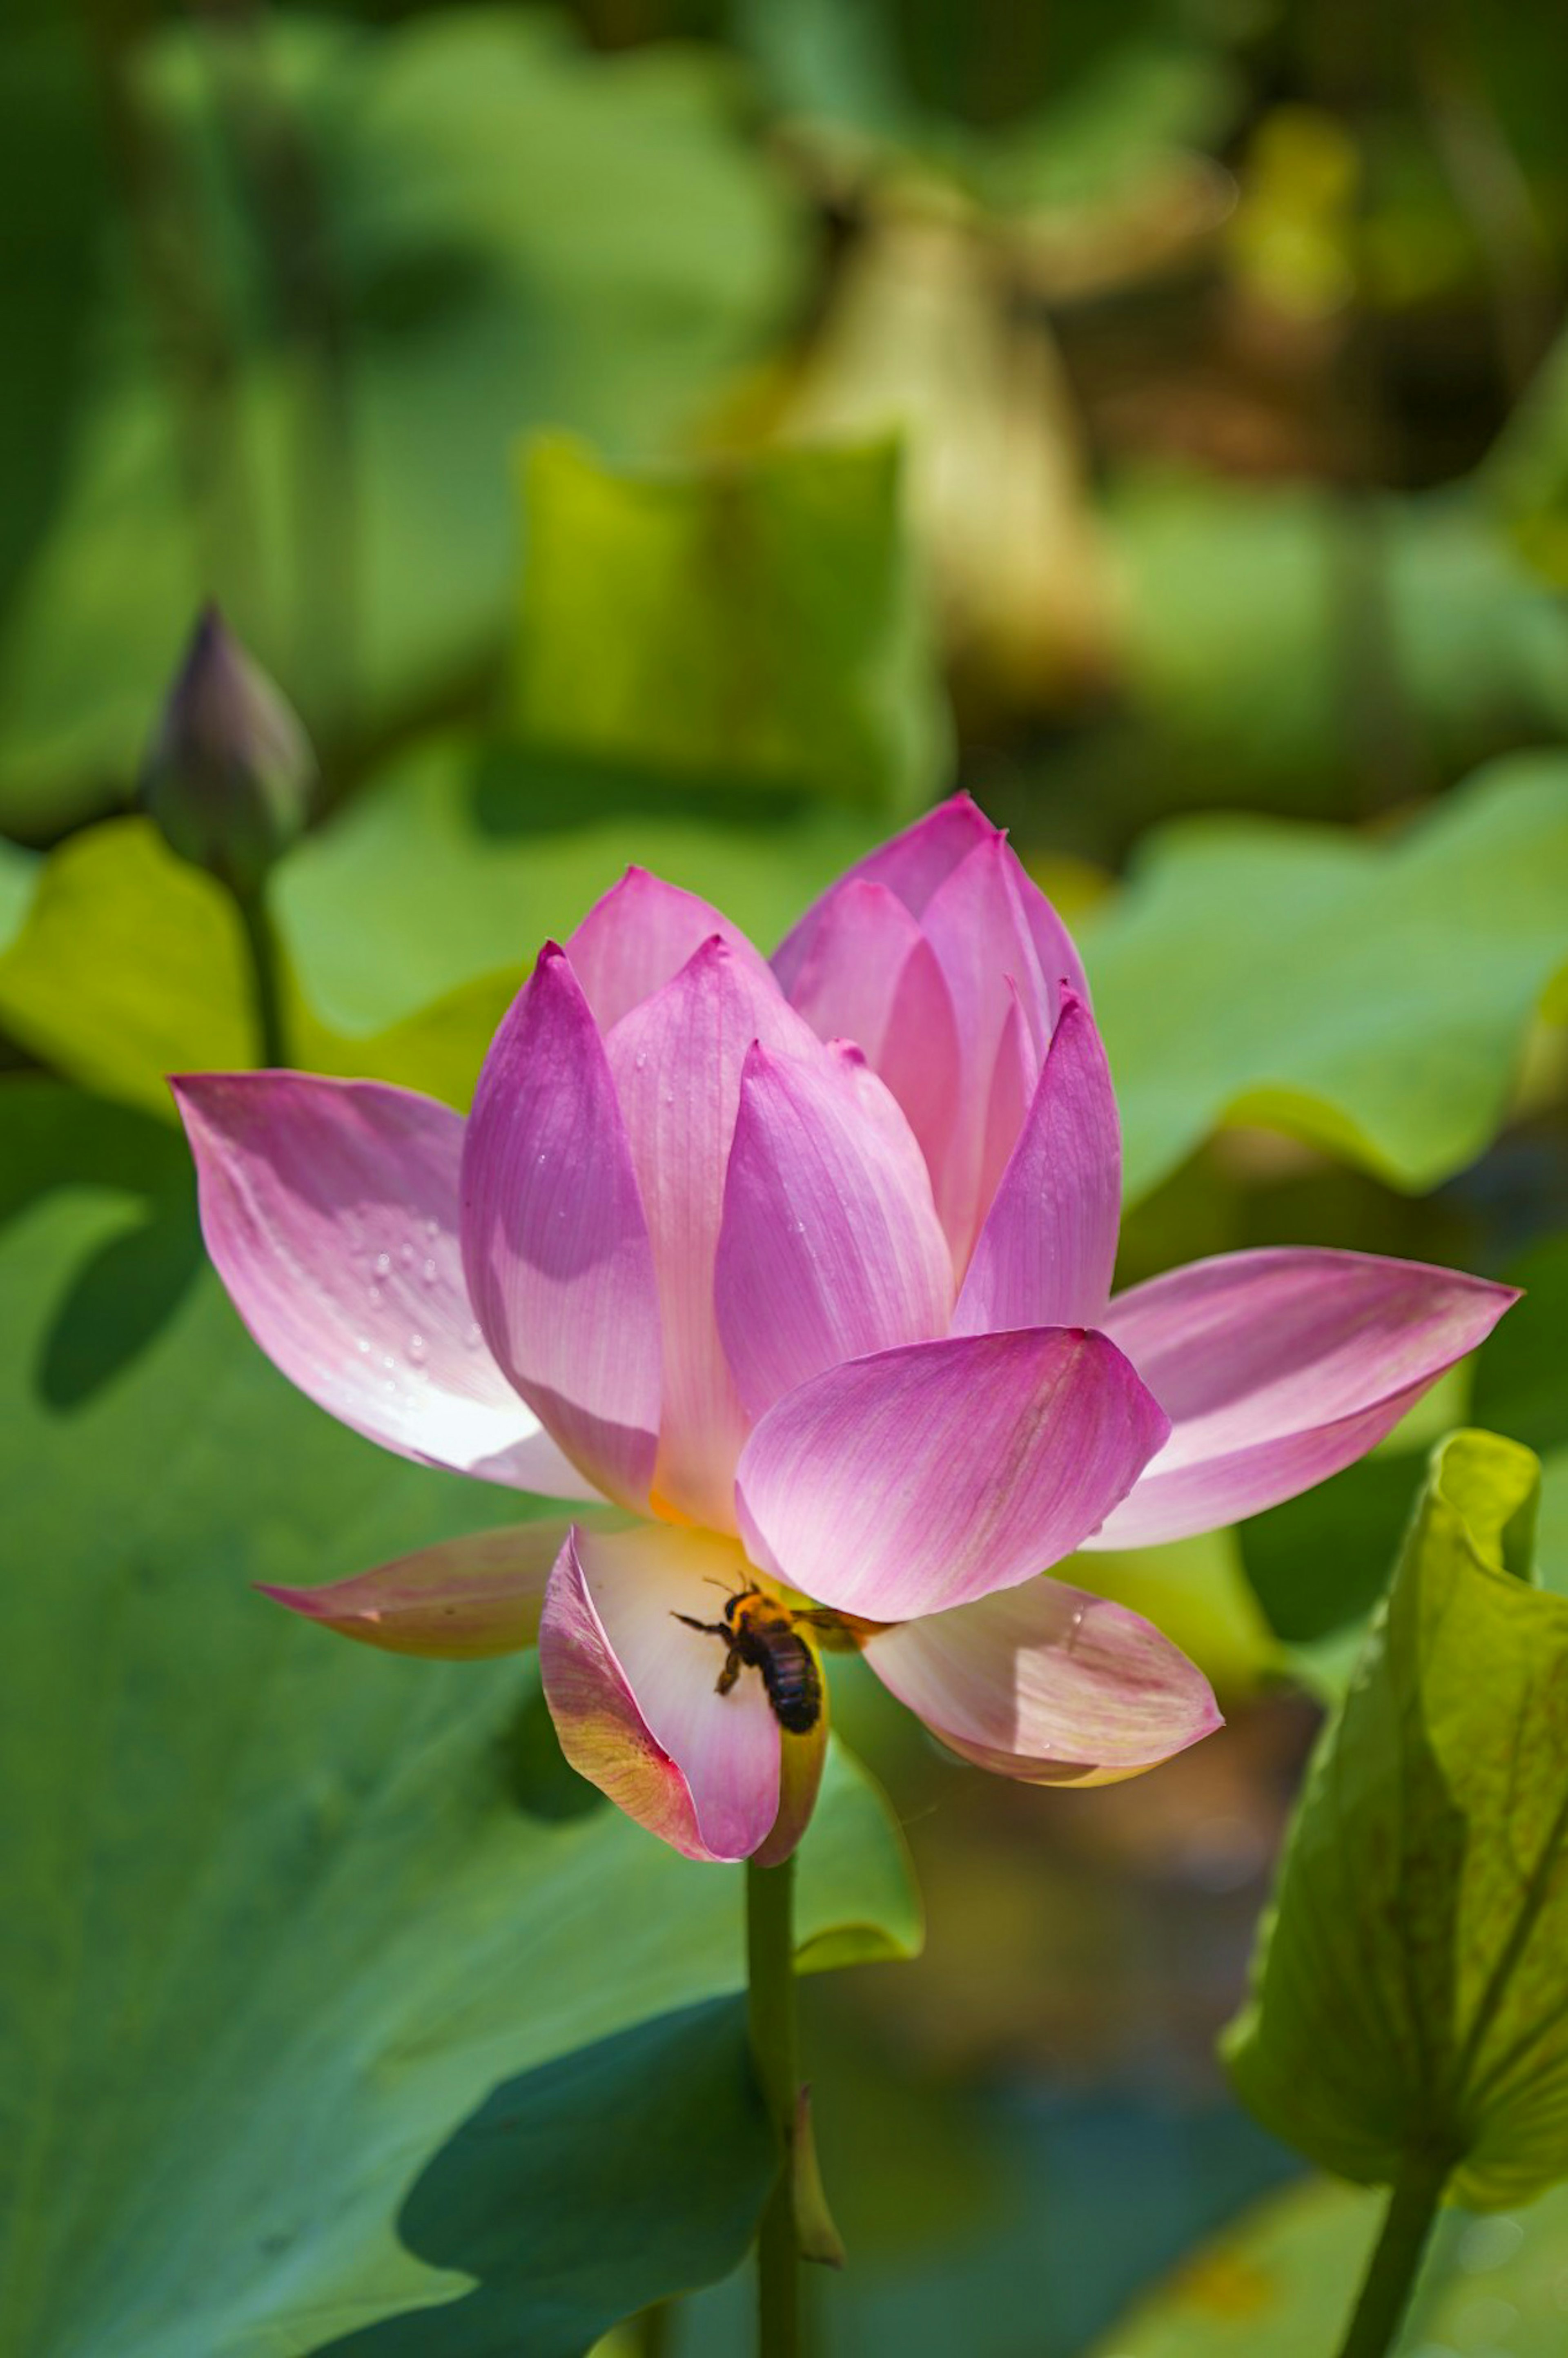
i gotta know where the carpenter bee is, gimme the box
[672,1583,829,1735]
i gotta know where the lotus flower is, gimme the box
[173,798,1515,1863]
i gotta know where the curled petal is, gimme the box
[261,1520,569,1658]
[606,938,828,1529]
[539,1524,811,1863]
[716,1042,952,1418]
[1088,1248,1520,1550]
[172,1072,592,1497]
[566,867,773,1032]
[736,1328,1170,1620]
[461,948,663,1510]
[862,1575,1221,1784]
[956,992,1121,1335]
[775,878,962,1212]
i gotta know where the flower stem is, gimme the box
[1335,2155,1449,2358]
[746,1852,800,2358]
[234,880,289,1067]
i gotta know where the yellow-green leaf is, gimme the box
[1223,1430,1568,2210]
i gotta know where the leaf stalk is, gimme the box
[746,1852,801,2358]
[1335,2152,1450,2358]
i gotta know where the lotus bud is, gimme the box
[144,605,316,895]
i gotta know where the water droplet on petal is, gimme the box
[408,1332,427,1364]
[367,1285,383,1309]
[373,1250,392,1278]
[421,1257,439,1285]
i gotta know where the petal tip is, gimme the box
[256,1581,323,1619]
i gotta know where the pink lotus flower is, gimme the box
[173,797,1515,1863]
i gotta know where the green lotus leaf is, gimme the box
[1084,753,1568,1206]
[515,434,949,819]
[1090,2171,1568,2357]
[0,1082,920,2358]
[1223,1429,1568,2211]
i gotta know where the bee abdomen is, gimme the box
[762,1636,822,1735]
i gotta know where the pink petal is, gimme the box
[920,837,1077,1263]
[735,1328,1171,1620]
[975,985,1036,1265]
[775,878,963,1206]
[539,1523,801,1863]
[772,795,998,992]
[956,993,1121,1335]
[460,948,663,1511]
[1087,1248,1521,1550]
[566,867,773,1032]
[605,938,829,1529]
[261,1520,569,1658]
[172,1072,593,1497]
[861,1575,1221,1784]
[716,1041,953,1418]
[1016,859,1091,1026]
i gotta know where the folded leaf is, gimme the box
[1224,1429,1568,2209]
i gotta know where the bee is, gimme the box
[673,1583,828,1735]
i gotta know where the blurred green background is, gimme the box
[4,0,1568,2351]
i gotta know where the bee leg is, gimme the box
[671,1612,728,1635]
[715,1650,742,1698]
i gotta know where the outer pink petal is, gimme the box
[775,878,963,1206]
[261,1520,569,1658]
[772,795,998,991]
[956,992,1121,1336]
[538,1524,788,1863]
[566,867,773,1032]
[861,1575,1221,1785]
[172,1072,593,1498]
[715,1041,952,1418]
[606,938,829,1530]
[460,948,663,1511]
[1087,1248,1520,1550]
[735,1328,1171,1620]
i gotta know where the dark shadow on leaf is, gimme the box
[0,1086,189,1234]
[468,742,812,842]
[502,1675,606,1824]
[1242,1455,1423,1643]
[307,1996,772,2358]
[37,1198,204,1407]
[0,1085,205,1403]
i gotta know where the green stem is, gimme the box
[234,881,289,1068]
[746,1852,800,2358]
[1335,2155,1449,2358]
